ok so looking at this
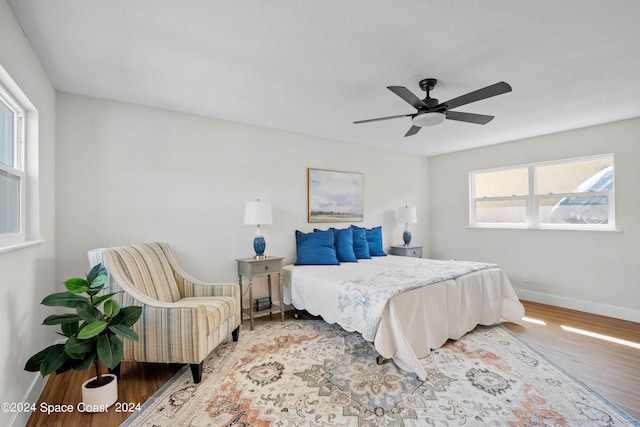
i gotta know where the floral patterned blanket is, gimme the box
[336,258,498,341]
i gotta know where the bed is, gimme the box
[282,255,525,380]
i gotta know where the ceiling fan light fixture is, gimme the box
[412,112,445,127]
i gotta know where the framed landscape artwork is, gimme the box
[308,168,363,223]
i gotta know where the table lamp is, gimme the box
[244,199,273,259]
[396,205,417,246]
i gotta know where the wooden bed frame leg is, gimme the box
[376,355,386,365]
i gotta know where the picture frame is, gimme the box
[307,168,363,223]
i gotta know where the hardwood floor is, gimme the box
[25,300,639,426]
[503,301,640,421]
[25,361,181,427]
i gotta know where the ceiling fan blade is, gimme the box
[404,125,421,137]
[387,86,428,109]
[445,111,495,125]
[353,113,412,124]
[438,81,512,111]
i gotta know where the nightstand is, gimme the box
[389,245,423,258]
[236,256,284,330]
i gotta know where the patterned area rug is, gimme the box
[122,320,638,426]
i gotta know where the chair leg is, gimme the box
[190,362,203,383]
[232,326,240,342]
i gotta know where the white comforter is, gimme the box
[282,255,525,380]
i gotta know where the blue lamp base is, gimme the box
[402,230,412,246]
[253,236,266,259]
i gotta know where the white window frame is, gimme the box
[0,81,26,246]
[469,154,615,231]
[0,58,40,253]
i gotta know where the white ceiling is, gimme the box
[8,0,640,157]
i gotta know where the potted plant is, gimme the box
[25,263,142,411]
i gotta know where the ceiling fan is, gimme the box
[354,78,512,137]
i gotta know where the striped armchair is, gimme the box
[88,242,241,383]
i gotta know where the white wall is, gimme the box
[55,93,430,303]
[429,118,640,322]
[0,1,56,426]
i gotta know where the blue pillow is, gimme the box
[365,226,387,257]
[333,227,358,262]
[352,225,386,257]
[313,228,358,263]
[295,229,339,265]
[350,225,371,259]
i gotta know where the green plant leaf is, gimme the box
[91,292,121,306]
[87,263,107,283]
[86,288,103,297]
[90,274,107,289]
[77,321,108,339]
[43,313,82,326]
[64,277,90,293]
[53,358,74,375]
[70,352,96,371]
[61,321,79,337]
[65,335,95,355]
[77,303,104,323]
[97,334,123,370]
[112,306,142,327]
[41,292,90,308]
[109,324,139,342]
[39,344,70,377]
[103,300,120,318]
[24,345,59,373]
[65,350,87,360]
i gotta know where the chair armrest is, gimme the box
[173,274,241,325]
[175,275,239,299]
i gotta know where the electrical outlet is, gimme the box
[523,274,530,283]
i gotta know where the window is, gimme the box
[0,79,26,246]
[470,154,614,230]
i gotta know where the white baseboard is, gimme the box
[515,288,640,323]
[10,373,48,427]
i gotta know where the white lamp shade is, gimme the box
[396,206,417,224]
[244,201,273,225]
[412,112,445,127]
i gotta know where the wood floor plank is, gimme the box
[26,362,181,426]
[503,301,640,421]
[25,301,639,425]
